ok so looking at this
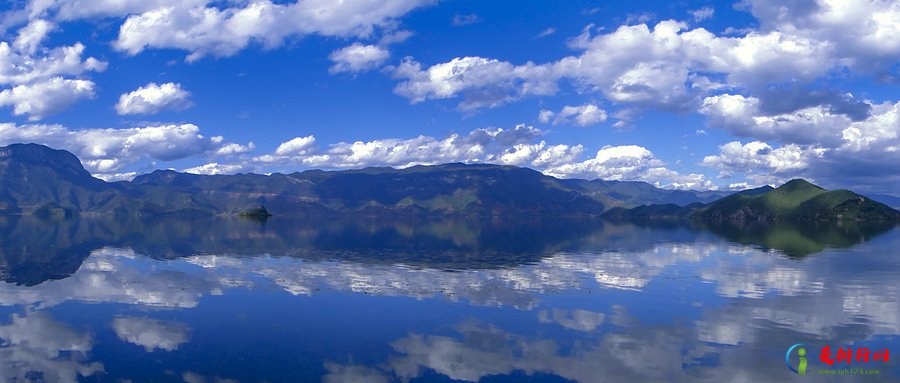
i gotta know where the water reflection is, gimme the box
[701,220,897,257]
[0,311,103,382]
[2,216,892,286]
[0,216,897,382]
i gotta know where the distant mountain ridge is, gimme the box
[3,143,895,220]
[1,143,734,217]
[606,179,900,222]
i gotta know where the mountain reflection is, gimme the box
[0,217,898,382]
[1,216,893,286]
[700,219,897,257]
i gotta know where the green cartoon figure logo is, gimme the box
[786,343,808,375]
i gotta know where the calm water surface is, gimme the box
[0,216,898,382]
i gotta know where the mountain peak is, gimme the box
[0,143,92,179]
[776,179,824,192]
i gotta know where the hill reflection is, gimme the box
[0,215,894,285]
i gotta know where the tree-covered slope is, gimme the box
[697,179,899,221]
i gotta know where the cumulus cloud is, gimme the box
[328,43,390,74]
[111,0,434,61]
[392,56,563,111]
[0,122,249,174]
[742,0,900,74]
[545,145,713,189]
[214,142,255,156]
[699,95,900,191]
[13,19,54,54]
[701,141,826,185]
[0,77,95,120]
[699,94,852,146]
[263,124,547,169]
[0,19,106,119]
[538,104,608,127]
[274,135,317,156]
[390,6,898,115]
[244,125,710,189]
[0,41,106,86]
[116,82,193,115]
[113,317,190,352]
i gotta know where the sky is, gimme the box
[0,0,898,195]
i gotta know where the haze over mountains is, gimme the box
[1,143,898,221]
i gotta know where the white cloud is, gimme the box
[184,162,250,175]
[261,124,546,169]
[328,43,390,74]
[251,126,709,189]
[112,0,434,61]
[698,94,900,191]
[689,7,715,22]
[701,95,900,154]
[538,104,608,127]
[699,94,853,146]
[390,15,865,113]
[13,18,54,54]
[116,82,192,115]
[214,142,255,156]
[0,20,106,119]
[113,317,190,352]
[839,101,900,152]
[0,76,94,120]
[0,122,248,173]
[274,135,317,156]
[701,141,827,185]
[392,56,563,111]
[545,145,714,189]
[93,172,137,182]
[0,41,106,86]
[742,0,900,74]
[26,0,206,21]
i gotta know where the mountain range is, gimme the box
[0,143,732,217]
[1,143,898,221]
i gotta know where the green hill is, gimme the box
[697,179,899,222]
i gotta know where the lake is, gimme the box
[0,216,898,382]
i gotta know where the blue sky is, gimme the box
[0,0,898,194]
